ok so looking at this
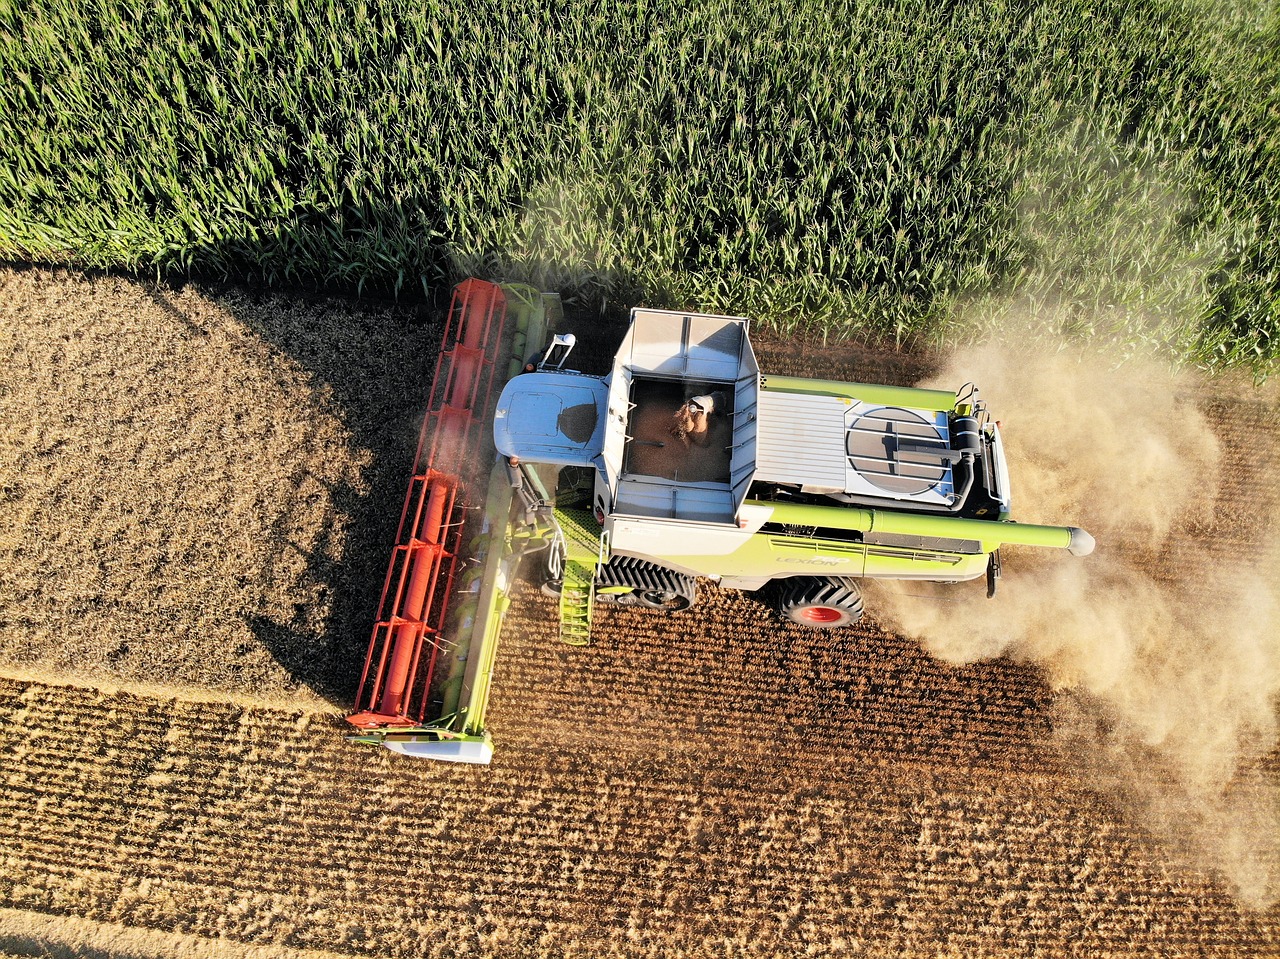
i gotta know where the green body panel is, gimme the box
[452,458,521,734]
[609,520,989,583]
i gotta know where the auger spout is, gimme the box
[753,500,1095,556]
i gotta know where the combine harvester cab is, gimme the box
[345,279,557,763]
[495,304,1095,640]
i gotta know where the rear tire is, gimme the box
[776,577,864,628]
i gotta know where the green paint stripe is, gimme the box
[753,499,1079,551]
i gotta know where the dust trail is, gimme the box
[870,339,1280,906]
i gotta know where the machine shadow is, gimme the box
[141,270,633,709]
[141,279,438,705]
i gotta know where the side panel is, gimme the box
[598,366,629,509]
[990,423,1013,516]
[609,515,758,574]
[730,328,760,513]
[626,308,751,380]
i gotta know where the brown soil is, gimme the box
[1,266,1277,958]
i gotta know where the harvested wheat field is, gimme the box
[1,266,1278,959]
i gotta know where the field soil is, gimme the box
[1,266,1277,958]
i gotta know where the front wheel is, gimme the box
[776,577,864,628]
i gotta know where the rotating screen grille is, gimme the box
[846,406,951,495]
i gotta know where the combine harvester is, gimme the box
[348,280,1094,762]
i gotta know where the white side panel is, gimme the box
[599,369,629,502]
[382,737,494,764]
[627,309,749,380]
[990,423,1012,514]
[614,478,736,524]
[609,516,756,561]
[755,390,850,490]
[729,334,760,515]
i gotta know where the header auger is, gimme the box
[345,279,555,762]
[348,280,1094,762]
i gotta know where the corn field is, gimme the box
[0,0,1277,367]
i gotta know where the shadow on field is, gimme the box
[137,272,633,707]
[140,279,442,704]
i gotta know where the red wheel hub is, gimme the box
[798,605,845,624]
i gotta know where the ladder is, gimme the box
[553,506,603,646]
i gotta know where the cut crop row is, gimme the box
[3,678,1272,958]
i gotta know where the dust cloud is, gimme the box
[870,337,1280,907]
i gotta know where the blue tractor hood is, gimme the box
[493,371,609,467]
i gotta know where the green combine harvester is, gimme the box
[348,280,1094,762]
